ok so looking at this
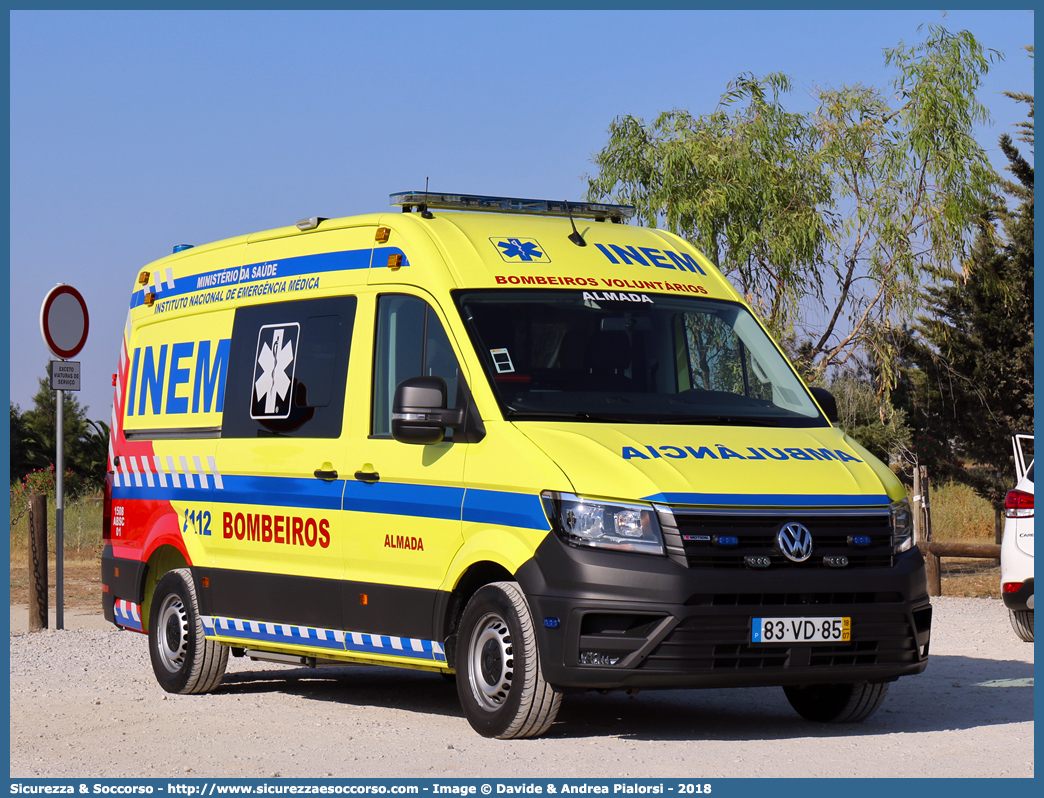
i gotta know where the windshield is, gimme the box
[454,289,825,427]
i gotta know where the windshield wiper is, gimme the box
[659,415,781,427]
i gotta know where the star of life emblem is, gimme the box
[251,323,299,419]
[490,237,551,263]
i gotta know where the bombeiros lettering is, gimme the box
[223,512,330,548]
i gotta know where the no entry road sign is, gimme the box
[40,284,90,360]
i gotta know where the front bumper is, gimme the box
[515,536,932,691]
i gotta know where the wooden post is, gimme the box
[28,493,48,631]
[912,467,923,543]
[918,465,941,597]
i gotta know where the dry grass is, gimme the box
[10,496,105,609]
[10,556,103,608]
[939,559,1002,599]
[926,481,1002,598]
[929,481,998,542]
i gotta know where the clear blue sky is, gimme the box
[8,9,1035,422]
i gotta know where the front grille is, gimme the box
[639,609,919,672]
[671,508,893,569]
[692,591,905,607]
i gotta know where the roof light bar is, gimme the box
[390,192,636,222]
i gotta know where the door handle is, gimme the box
[354,470,380,483]
[313,469,338,481]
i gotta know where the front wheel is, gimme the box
[783,682,889,723]
[1009,609,1034,642]
[456,582,561,739]
[148,568,228,694]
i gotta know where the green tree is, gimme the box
[22,369,90,463]
[9,402,49,484]
[15,367,110,495]
[827,364,912,467]
[77,419,111,493]
[587,24,998,393]
[587,72,830,344]
[900,52,1033,503]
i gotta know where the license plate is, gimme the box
[751,616,851,644]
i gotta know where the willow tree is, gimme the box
[587,24,998,391]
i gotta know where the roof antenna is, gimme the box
[419,177,434,219]
[565,200,587,246]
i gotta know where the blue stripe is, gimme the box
[463,489,549,530]
[130,246,407,309]
[220,474,344,511]
[112,473,344,510]
[643,492,893,508]
[114,606,143,632]
[343,480,463,521]
[114,473,549,528]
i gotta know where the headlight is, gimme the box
[891,498,914,553]
[541,491,665,556]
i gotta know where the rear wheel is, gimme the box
[148,568,228,694]
[1009,609,1034,642]
[783,682,889,723]
[456,581,561,739]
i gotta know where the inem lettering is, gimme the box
[127,339,231,417]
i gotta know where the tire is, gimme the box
[148,568,228,694]
[783,681,889,723]
[456,581,562,739]
[1009,609,1034,642]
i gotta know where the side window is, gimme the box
[221,296,357,438]
[680,311,772,401]
[372,294,461,438]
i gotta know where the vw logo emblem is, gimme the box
[777,522,813,562]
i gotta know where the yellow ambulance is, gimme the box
[103,192,932,738]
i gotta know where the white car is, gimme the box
[1001,434,1033,642]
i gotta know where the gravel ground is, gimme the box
[9,597,1033,779]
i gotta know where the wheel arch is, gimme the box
[436,560,514,649]
[437,525,547,645]
[141,544,191,633]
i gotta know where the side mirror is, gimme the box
[391,376,464,445]
[810,387,839,424]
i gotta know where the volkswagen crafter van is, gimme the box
[102,192,932,738]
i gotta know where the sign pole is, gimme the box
[40,283,89,633]
[56,384,65,630]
